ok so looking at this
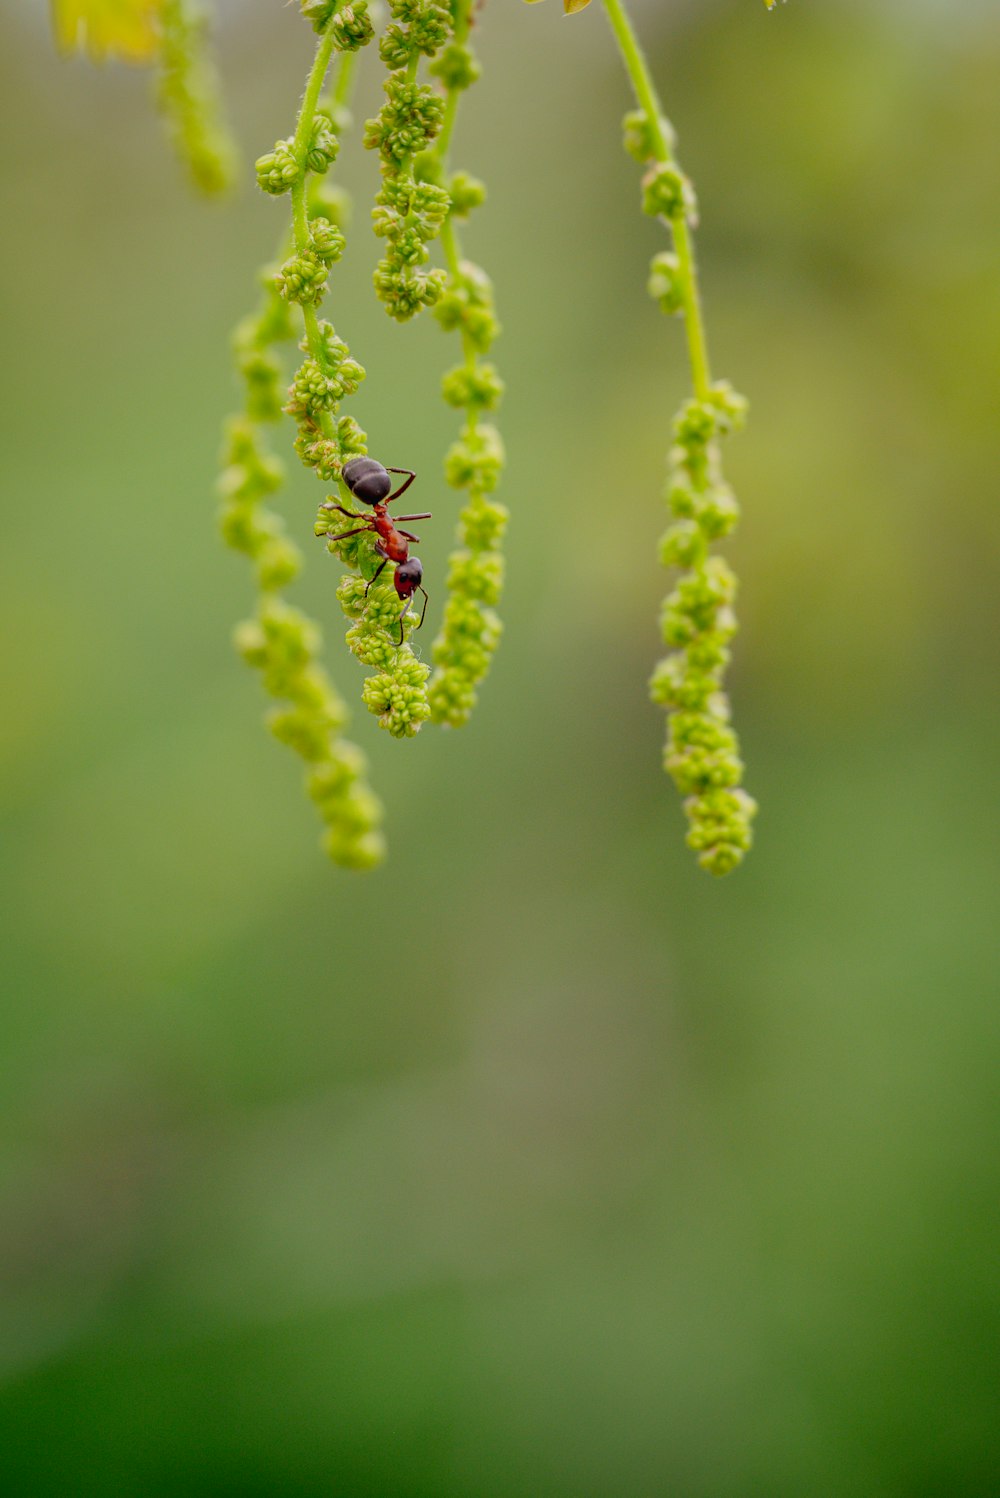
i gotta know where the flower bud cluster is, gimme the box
[287,328,365,422]
[642,161,697,224]
[379,1,451,63]
[330,2,375,51]
[256,111,340,195]
[219,416,296,591]
[316,506,432,739]
[648,250,684,316]
[233,279,294,423]
[622,108,675,166]
[365,3,455,322]
[235,600,385,869]
[650,395,757,874]
[155,0,236,196]
[429,412,507,728]
[301,0,375,46]
[275,218,346,305]
[435,260,499,352]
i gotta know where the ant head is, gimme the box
[394,557,423,592]
[342,457,391,506]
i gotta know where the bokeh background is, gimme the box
[2,1,998,1492]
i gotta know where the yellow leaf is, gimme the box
[564,0,594,11]
[51,0,163,64]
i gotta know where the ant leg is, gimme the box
[386,468,416,503]
[328,524,371,542]
[321,502,363,520]
[396,598,412,647]
[397,529,421,544]
[393,512,432,523]
[395,585,428,647]
[364,558,388,597]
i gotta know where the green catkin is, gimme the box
[219,264,385,870]
[423,0,507,728]
[365,1,452,321]
[258,2,432,740]
[601,0,757,874]
[156,0,236,194]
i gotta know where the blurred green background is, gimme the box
[2,1,998,1492]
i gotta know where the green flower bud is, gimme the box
[449,170,486,219]
[373,261,446,321]
[622,108,674,164]
[299,0,338,32]
[433,262,499,351]
[309,217,346,264]
[256,534,302,591]
[410,3,451,57]
[329,1,374,52]
[364,77,445,164]
[379,24,414,70]
[446,550,504,607]
[649,654,717,712]
[306,111,340,172]
[666,480,698,518]
[444,423,505,492]
[697,485,740,540]
[269,702,341,760]
[441,361,504,412]
[642,162,696,222]
[236,346,286,423]
[460,496,509,551]
[275,250,329,305]
[255,139,301,195]
[674,398,717,449]
[648,250,685,315]
[707,380,749,433]
[658,520,703,570]
[430,40,481,89]
[287,356,341,415]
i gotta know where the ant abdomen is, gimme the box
[342,457,392,506]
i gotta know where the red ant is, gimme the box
[319,458,431,646]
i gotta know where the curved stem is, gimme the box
[600,0,712,401]
[290,26,340,438]
[434,0,478,419]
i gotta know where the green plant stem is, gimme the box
[600,0,711,401]
[291,25,340,441]
[435,0,470,161]
[436,2,477,405]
